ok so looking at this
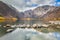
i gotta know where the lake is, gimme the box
[0,20,60,40]
[0,28,60,40]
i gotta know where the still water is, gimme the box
[0,28,60,40]
[0,20,60,40]
[0,20,44,26]
[14,20,43,25]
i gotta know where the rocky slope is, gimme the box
[0,1,60,21]
[22,5,57,19]
[41,7,60,21]
[23,5,60,21]
[33,5,56,17]
[0,1,20,18]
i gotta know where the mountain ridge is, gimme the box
[0,1,60,21]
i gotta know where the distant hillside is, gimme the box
[22,5,57,18]
[41,7,60,21]
[23,5,60,21]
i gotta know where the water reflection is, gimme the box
[15,20,43,25]
[0,20,60,40]
[0,28,60,40]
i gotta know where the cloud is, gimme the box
[55,2,60,6]
[57,2,60,4]
[0,0,56,12]
[30,0,56,5]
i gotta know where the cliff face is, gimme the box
[22,5,57,18]
[0,1,19,18]
[41,7,60,21]
[0,1,19,22]
[0,1,33,19]
[32,5,56,17]
[31,5,60,21]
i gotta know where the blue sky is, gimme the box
[1,0,60,11]
[56,0,60,2]
[24,0,60,6]
[55,0,60,6]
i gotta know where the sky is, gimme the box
[0,0,60,12]
[55,0,60,6]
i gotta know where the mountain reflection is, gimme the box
[0,28,60,40]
